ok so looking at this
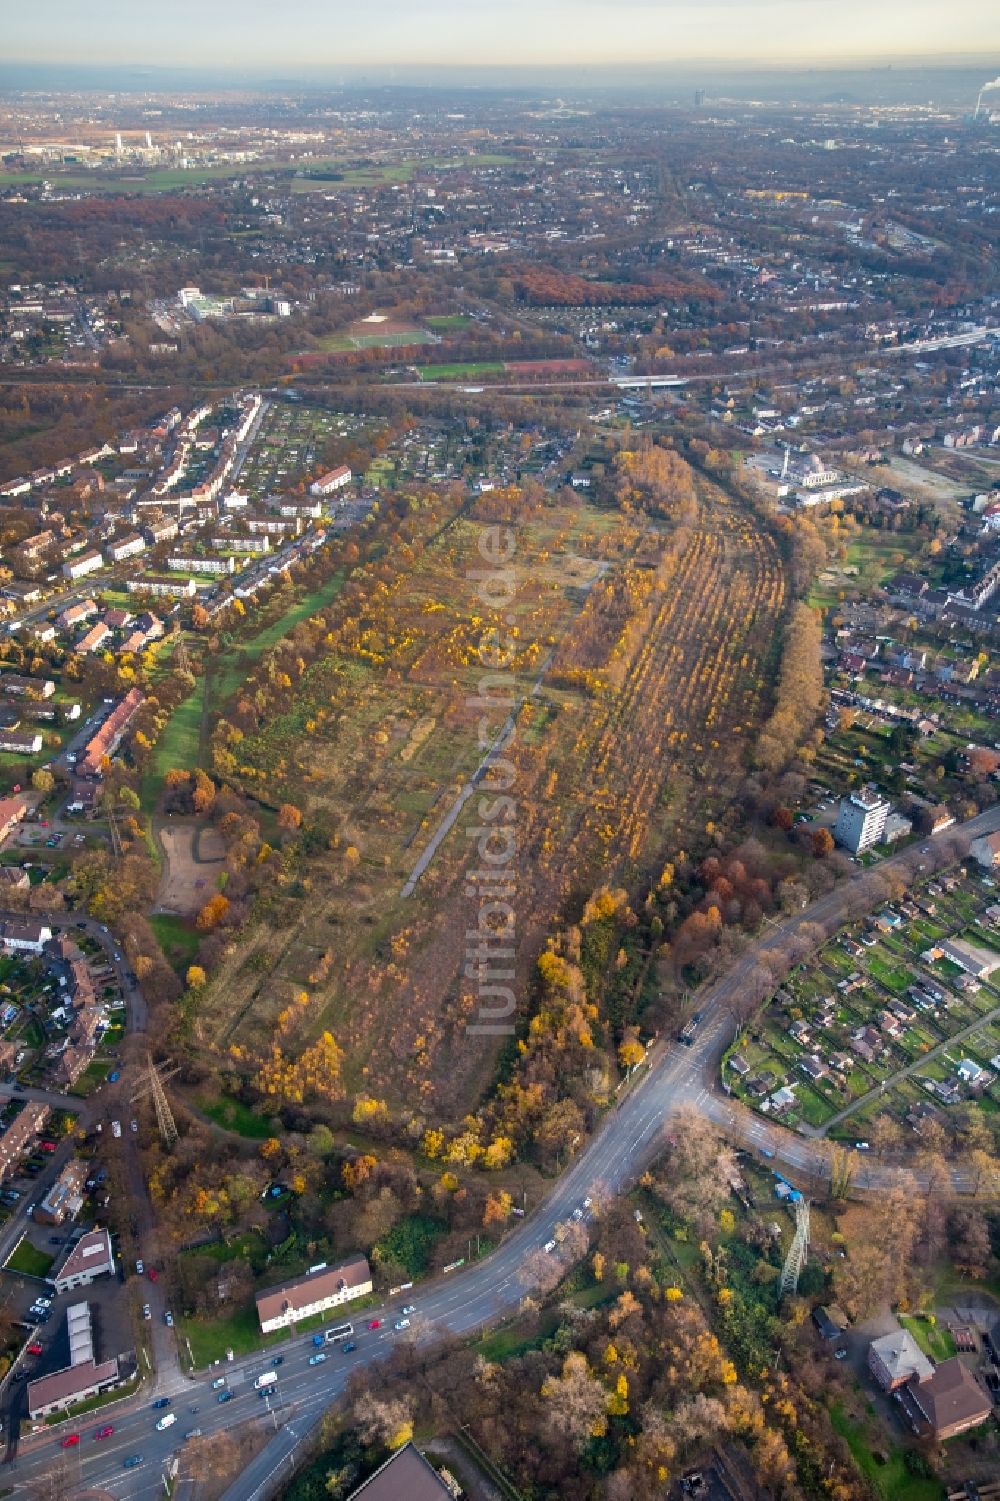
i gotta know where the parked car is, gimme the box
[164,1311,174,1327]
[147,1267,158,1281]
[142,1304,151,1321]
[402,1304,416,1316]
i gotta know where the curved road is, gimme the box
[6,806,1000,1498]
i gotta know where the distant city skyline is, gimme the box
[5,0,998,71]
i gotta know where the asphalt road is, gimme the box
[3,804,998,1498]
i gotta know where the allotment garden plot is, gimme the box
[724,865,1000,1136]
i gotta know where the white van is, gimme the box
[155,1412,176,1431]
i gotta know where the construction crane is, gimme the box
[130,1054,181,1147]
[779,1195,810,1299]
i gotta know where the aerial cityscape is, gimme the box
[0,5,998,1500]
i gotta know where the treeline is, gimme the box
[513,265,722,308]
[753,602,824,776]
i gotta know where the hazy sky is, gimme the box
[5,0,999,70]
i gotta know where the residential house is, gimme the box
[0,731,42,755]
[61,551,102,582]
[27,1301,118,1419]
[256,1256,372,1334]
[970,831,1000,869]
[0,919,52,953]
[50,1227,115,1294]
[105,533,145,564]
[309,465,352,496]
[126,574,197,599]
[868,1329,934,1391]
[343,1442,458,1501]
[0,1103,50,1180]
[896,1358,991,1441]
[0,793,29,843]
[35,1159,88,1225]
[76,622,111,655]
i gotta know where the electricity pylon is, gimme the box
[779,1196,810,1299]
[130,1054,181,1146]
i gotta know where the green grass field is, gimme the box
[425,315,471,331]
[898,1313,957,1362]
[141,570,345,813]
[5,1239,54,1278]
[150,913,201,971]
[829,1401,943,1501]
[0,163,268,194]
[350,330,437,349]
[198,1095,276,1139]
[417,362,506,381]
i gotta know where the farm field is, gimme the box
[193,471,788,1121]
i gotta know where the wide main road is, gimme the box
[7,806,1000,1499]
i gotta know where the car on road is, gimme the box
[164,1311,174,1327]
[111,1120,122,1139]
[217,1390,233,1404]
[130,1119,138,1133]
[571,1207,583,1221]
[211,1377,227,1390]
[185,1428,202,1439]
[60,1434,80,1448]
[394,1319,411,1331]
[342,1341,357,1353]
[151,1397,171,1409]
[544,1239,557,1253]
[367,1319,381,1330]
[27,1342,42,1356]
[155,1413,176,1431]
[143,1304,151,1320]
[94,1425,113,1439]
[308,1352,327,1365]
[124,1456,142,1469]
[136,1259,144,1275]
[834,1348,848,1361]
[402,1304,416,1316]
[147,1267,159,1281]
